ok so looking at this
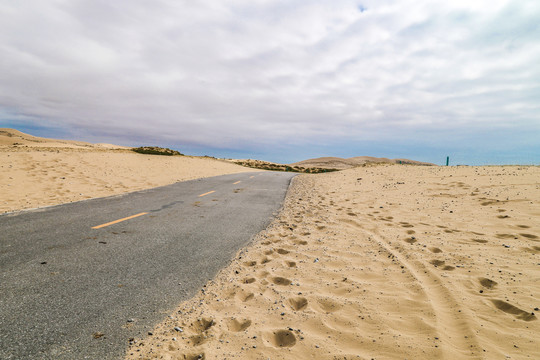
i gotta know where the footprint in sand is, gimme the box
[429,247,443,253]
[271,277,292,286]
[267,330,296,348]
[444,229,461,233]
[188,335,206,346]
[227,318,252,332]
[404,237,417,244]
[243,260,257,267]
[315,298,342,313]
[191,318,215,332]
[243,277,256,284]
[496,234,517,239]
[276,248,290,255]
[236,290,254,302]
[285,261,296,268]
[490,299,537,321]
[406,230,416,235]
[479,277,497,289]
[182,353,205,360]
[481,201,498,206]
[517,225,530,229]
[184,318,215,346]
[472,239,488,244]
[429,260,454,270]
[288,296,308,311]
[522,246,540,254]
[520,233,538,239]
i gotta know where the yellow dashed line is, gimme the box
[233,181,241,185]
[92,212,148,229]
[199,190,216,197]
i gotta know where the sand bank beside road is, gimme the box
[128,165,539,360]
[0,143,253,214]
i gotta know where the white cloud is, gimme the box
[0,0,539,162]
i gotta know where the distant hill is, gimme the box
[290,156,435,169]
[0,128,128,149]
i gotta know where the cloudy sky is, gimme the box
[1,0,539,164]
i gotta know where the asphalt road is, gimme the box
[0,171,296,359]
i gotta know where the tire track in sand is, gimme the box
[339,218,484,359]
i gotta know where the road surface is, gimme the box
[0,171,296,359]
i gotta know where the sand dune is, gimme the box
[0,129,254,213]
[128,165,539,359]
[291,156,434,169]
[0,128,130,149]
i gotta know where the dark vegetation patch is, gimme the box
[232,160,339,173]
[132,146,183,156]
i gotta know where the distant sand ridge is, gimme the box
[291,156,435,169]
[128,165,539,359]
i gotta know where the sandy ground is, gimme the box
[0,130,254,213]
[126,165,540,360]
